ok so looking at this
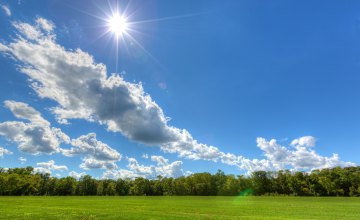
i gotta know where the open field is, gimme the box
[0,196,359,219]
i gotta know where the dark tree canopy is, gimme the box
[0,167,360,196]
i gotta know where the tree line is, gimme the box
[0,166,360,196]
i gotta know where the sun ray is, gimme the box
[123,31,166,70]
[130,12,206,25]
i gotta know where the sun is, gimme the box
[108,14,129,37]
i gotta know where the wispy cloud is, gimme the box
[18,157,27,164]
[1,4,11,16]
[0,146,12,157]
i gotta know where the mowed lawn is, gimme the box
[0,196,359,219]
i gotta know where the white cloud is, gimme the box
[35,17,54,32]
[290,136,316,148]
[4,100,50,127]
[33,160,68,174]
[150,155,169,166]
[102,168,140,180]
[18,156,27,164]
[0,100,121,171]
[79,157,117,170]
[69,171,86,179]
[103,156,188,179]
[0,146,12,157]
[0,18,354,173]
[62,133,121,170]
[11,18,55,41]
[141,153,148,159]
[0,100,70,154]
[0,43,9,51]
[256,137,355,171]
[256,137,291,170]
[126,157,156,177]
[66,133,121,161]
[1,5,11,16]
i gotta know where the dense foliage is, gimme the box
[0,166,360,196]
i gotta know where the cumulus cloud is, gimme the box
[33,160,68,174]
[0,17,354,173]
[62,133,121,170]
[66,133,121,161]
[151,155,169,166]
[256,138,291,170]
[79,157,117,170]
[0,100,70,154]
[1,5,11,16]
[256,137,355,171]
[103,156,188,179]
[18,157,27,164]
[0,100,121,170]
[290,136,316,148]
[0,146,12,157]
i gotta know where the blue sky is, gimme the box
[0,0,359,179]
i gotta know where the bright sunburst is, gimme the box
[108,13,129,37]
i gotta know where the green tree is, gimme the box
[130,177,151,195]
[55,177,76,195]
[77,175,97,196]
[289,172,311,196]
[251,171,272,195]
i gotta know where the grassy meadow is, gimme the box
[0,196,359,219]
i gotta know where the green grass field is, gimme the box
[0,196,359,219]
